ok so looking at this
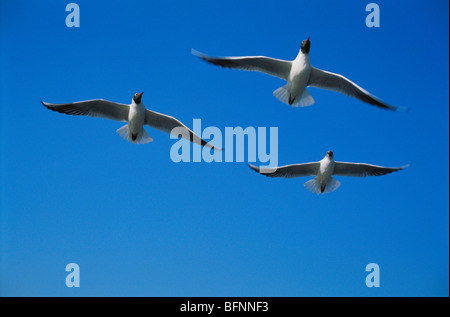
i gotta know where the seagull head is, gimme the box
[301,37,311,54]
[326,150,334,158]
[133,92,144,104]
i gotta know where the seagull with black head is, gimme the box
[42,92,221,150]
[193,37,407,112]
[249,151,409,194]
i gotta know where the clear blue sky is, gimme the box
[0,0,448,296]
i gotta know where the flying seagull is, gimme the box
[192,38,407,112]
[248,151,409,194]
[42,92,221,150]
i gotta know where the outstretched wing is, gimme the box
[308,67,407,112]
[144,109,221,150]
[333,162,409,177]
[192,49,292,80]
[42,99,130,122]
[248,162,319,178]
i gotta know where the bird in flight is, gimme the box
[42,92,221,150]
[248,151,409,194]
[192,38,407,112]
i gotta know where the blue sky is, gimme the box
[0,0,448,296]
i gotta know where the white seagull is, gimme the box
[42,92,220,150]
[193,38,407,112]
[248,151,409,194]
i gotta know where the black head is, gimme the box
[301,37,311,54]
[133,92,144,104]
[327,150,333,158]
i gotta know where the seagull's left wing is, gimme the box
[308,67,407,112]
[42,99,130,121]
[248,162,319,178]
[192,49,292,80]
[333,162,409,177]
[144,109,221,150]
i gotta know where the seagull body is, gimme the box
[287,47,312,106]
[193,38,407,112]
[127,92,147,142]
[248,151,409,194]
[42,92,220,150]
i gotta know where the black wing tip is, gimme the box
[384,103,409,113]
[41,101,56,111]
[41,101,81,116]
[248,163,260,173]
[211,145,223,151]
[363,95,408,113]
[191,48,229,67]
[372,102,404,113]
[191,48,209,61]
[391,163,410,173]
[377,163,410,176]
[200,138,223,151]
[247,164,281,177]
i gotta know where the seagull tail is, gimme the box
[116,124,153,144]
[297,89,315,107]
[139,129,154,144]
[116,124,131,142]
[304,177,340,195]
[273,86,315,107]
[323,177,341,194]
[273,85,290,105]
[304,178,322,194]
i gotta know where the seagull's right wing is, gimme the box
[248,162,319,178]
[42,99,130,122]
[192,49,292,80]
[144,109,221,150]
[333,162,409,177]
[308,67,407,112]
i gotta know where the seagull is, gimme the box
[192,38,407,112]
[248,151,409,194]
[42,92,221,150]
